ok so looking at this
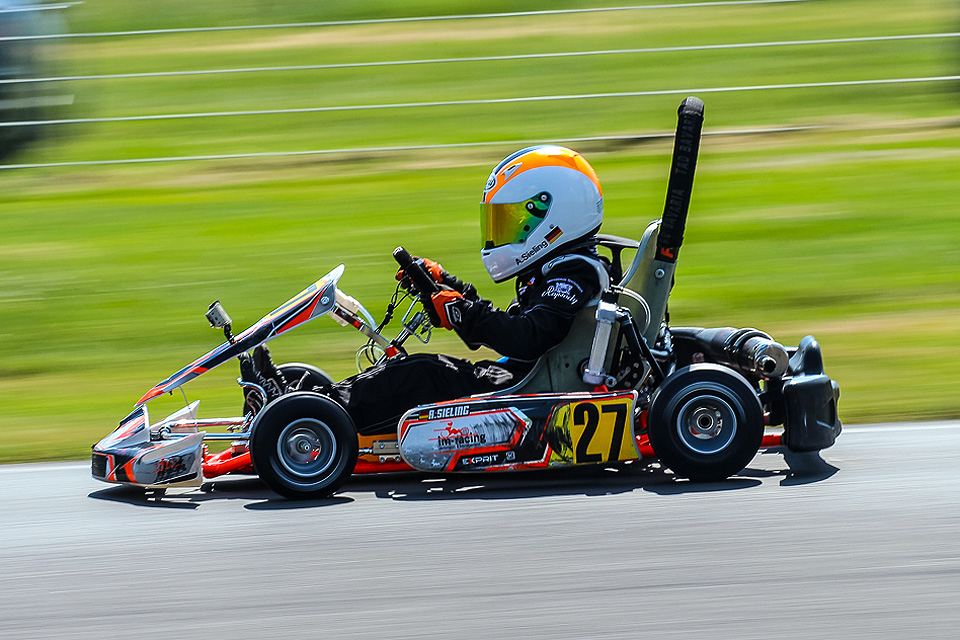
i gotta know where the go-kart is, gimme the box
[91,98,841,499]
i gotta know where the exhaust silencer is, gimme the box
[673,327,789,379]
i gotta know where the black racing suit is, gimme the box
[313,247,609,436]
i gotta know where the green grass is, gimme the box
[1,0,959,462]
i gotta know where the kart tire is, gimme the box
[241,363,334,415]
[250,392,358,500]
[278,362,334,389]
[647,364,763,482]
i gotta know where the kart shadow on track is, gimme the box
[724,449,839,484]
[778,449,841,486]
[87,479,354,510]
[87,449,838,508]
[276,449,835,502]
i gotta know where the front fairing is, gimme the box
[92,404,205,487]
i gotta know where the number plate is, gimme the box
[547,395,639,464]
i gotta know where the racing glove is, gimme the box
[397,256,444,284]
[397,256,479,301]
[426,288,465,331]
[421,258,445,283]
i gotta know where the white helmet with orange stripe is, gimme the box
[480,145,603,282]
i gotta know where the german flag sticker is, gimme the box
[545,227,563,244]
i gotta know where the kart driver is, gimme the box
[242,145,611,436]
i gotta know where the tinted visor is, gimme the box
[480,192,551,249]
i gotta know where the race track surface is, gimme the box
[2,421,959,640]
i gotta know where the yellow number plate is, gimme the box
[548,394,639,464]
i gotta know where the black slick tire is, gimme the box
[250,392,358,499]
[647,364,764,482]
[241,362,334,415]
[278,362,334,389]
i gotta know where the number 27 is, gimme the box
[573,401,628,463]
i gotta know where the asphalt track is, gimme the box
[2,421,959,639]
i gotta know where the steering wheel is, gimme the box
[392,246,440,298]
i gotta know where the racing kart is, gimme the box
[92,98,842,499]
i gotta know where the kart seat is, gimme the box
[493,220,666,395]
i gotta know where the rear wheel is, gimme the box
[250,392,358,499]
[647,364,763,482]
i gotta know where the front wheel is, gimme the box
[278,362,334,389]
[647,364,764,482]
[242,362,334,416]
[250,392,358,499]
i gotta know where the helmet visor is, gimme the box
[480,192,551,249]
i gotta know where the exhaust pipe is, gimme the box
[673,327,789,379]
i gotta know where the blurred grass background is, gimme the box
[1,0,958,462]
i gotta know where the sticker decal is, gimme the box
[153,454,193,484]
[437,425,487,450]
[400,392,639,472]
[400,405,531,471]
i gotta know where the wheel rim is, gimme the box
[674,387,740,456]
[276,418,338,479]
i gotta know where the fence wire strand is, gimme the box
[0,2,80,13]
[0,126,820,170]
[0,0,815,41]
[4,32,958,85]
[4,75,958,129]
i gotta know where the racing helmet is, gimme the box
[480,145,603,282]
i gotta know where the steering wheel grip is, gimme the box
[393,247,440,297]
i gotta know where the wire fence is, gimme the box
[4,32,958,85]
[1,0,955,170]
